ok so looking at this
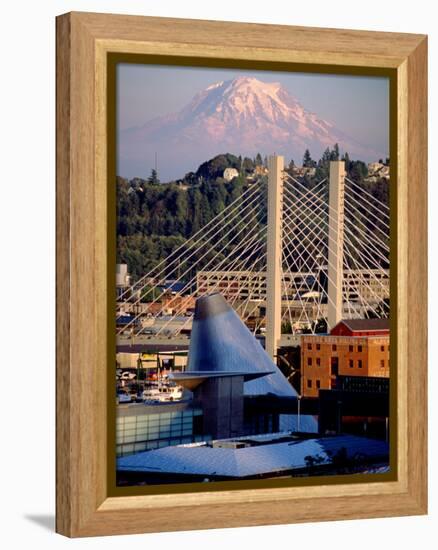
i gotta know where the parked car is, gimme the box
[130,392,143,403]
[116,391,131,404]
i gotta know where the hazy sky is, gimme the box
[117,63,389,179]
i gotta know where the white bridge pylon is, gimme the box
[116,155,390,360]
[266,156,346,359]
[265,155,284,361]
[327,160,345,331]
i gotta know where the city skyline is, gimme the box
[115,62,391,487]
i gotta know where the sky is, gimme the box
[117,63,389,180]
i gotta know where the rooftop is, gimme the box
[332,318,390,333]
[187,293,297,397]
[117,433,389,478]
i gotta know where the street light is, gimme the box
[136,354,143,397]
[297,395,302,432]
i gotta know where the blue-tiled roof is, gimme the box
[117,434,389,477]
[160,281,186,293]
[280,414,318,433]
[187,293,296,397]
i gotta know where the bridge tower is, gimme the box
[327,160,346,331]
[266,155,284,360]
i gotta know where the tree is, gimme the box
[242,156,254,174]
[349,160,368,182]
[314,318,327,333]
[331,143,340,161]
[341,151,351,170]
[140,284,160,302]
[148,168,160,185]
[255,152,263,166]
[182,171,198,186]
[304,454,326,469]
[188,187,203,233]
[196,153,240,181]
[303,149,316,168]
[322,147,331,164]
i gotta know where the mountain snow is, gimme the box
[119,76,382,181]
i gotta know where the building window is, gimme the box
[349,359,354,368]
[381,345,385,352]
[316,380,321,389]
[349,345,353,352]
[316,343,321,351]
[307,357,312,366]
[358,345,363,353]
[381,359,385,368]
[307,379,312,389]
[316,358,321,366]
[332,344,337,351]
[358,359,363,368]
[307,343,312,350]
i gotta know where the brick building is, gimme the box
[301,319,390,398]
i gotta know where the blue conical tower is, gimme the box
[187,293,297,397]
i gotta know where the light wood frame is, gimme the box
[56,11,428,537]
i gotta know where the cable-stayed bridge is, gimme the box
[116,156,389,358]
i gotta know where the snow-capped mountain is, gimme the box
[119,76,382,181]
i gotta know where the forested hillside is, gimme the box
[117,149,389,283]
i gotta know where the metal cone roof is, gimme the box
[187,293,297,397]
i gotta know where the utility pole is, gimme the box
[266,155,284,360]
[327,161,345,331]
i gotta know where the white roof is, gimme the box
[117,435,388,478]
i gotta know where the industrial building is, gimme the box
[116,293,316,458]
[117,432,389,484]
[196,269,389,305]
[301,319,390,398]
[116,401,206,457]
[116,294,388,483]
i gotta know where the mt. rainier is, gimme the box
[119,76,381,180]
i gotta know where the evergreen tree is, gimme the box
[341,151,351,170]
[321,147,331,165]
[331,143,340,161]
[303,149,315,167]
[349,160,368,182]
[148,168,160,185]
[242,156,255,174]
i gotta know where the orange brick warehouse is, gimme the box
[301,319,389,398]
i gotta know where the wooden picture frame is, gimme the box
[56,11,427,537]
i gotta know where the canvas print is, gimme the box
[114,64,390,486]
